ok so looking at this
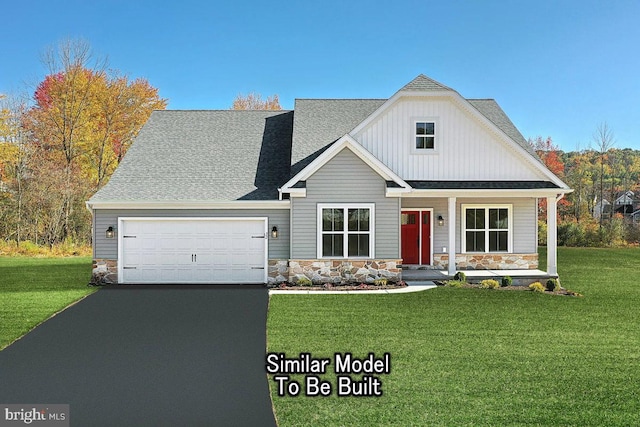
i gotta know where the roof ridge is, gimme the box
[399,74,454,92]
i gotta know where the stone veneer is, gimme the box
[432,253,538,270]
[268,259,402,284]
[91,259,118,285]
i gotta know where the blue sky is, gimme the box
[2,0,639,150]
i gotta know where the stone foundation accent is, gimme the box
[432,253,538,270]
[268,259,402,284]
[91,259,118,285]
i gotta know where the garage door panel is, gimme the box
[120,219,267,284]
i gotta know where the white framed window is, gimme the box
[415,120,436,150]
[462,205,512,253]
[317,204,375,258]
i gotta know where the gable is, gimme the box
[352,96,559,184]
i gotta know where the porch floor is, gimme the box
[401,267,555,283]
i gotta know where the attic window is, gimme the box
[415,121,435,149]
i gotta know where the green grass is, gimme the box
[0,256,96,350]
[267,247,640,426]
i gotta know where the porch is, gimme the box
[401,266,556,286]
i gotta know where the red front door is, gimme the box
[401,210,431,265]
[421,211,431,265]
[401,211,419,264]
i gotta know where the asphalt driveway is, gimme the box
[0,285,277,427]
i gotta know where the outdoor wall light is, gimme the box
[271,226,278,239]
[437,215,445,226]
[105,226,116,239]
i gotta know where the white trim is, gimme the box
[281,135,410,194]
[117,217,269,284]
[411,117,439,154]
[461,204,513,254]
[316,203,375,259]
[401,208,433,265]
[86,200,290,210]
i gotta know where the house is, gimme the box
[593,191,637,219]
[86,75,571,285]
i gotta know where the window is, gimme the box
[463,205,511,253]
[318,204,374,258]
[415,121,435,149]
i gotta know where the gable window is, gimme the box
[462,205,512,253]
[415,121,435,149]
[318,204,374,258]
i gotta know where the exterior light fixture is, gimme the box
[106,226,116,239]
[271,226,278,239]
[437,215,444,226]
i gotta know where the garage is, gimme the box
[118,218,268,284]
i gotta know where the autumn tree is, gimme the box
[231,92,281,110]
[529,136,568,219]
[18,39,166,244]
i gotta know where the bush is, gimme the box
[501,276,513,287]
[546,278,560,292]
[529,282,545,293]
[453,272,466,282]
[445,280,465,288]
[296,276,313,286]
[480,279,500,289]
[374,278,388,286]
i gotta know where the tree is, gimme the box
[529,136,568,219]
[19,39,166,244]
[231,92,281,110]
[593,122,615,227]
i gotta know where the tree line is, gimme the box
[531,130,640,247]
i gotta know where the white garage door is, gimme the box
[119,218,267,284]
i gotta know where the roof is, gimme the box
[89,110,293,202]
[89,74,560,204]
[290,99,384,175]
[398,74,454,92]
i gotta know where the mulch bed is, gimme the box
[433,281,583,296]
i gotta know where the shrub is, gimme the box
[453,271,466,282]
[374,278,388,286]
[480,279,500,289]
[445,280,465,288]
[296,276,313,286]
[501,276,513,287]
[546,278,560,292]
[529,282,545,293]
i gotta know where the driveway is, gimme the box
[0,285,277,427]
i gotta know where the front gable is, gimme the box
[349,76,567,188]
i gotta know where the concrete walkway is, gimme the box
[269,281,437,295]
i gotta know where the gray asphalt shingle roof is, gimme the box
[89,75,546,203]
[90,110,293,202]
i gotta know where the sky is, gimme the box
[1,0,639,151]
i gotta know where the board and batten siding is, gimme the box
[353,98,546,182]
[93,209,290,260]
[291,148,400,259]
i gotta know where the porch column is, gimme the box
[546,196,558,276]
[448,197,457,276]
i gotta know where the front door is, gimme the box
[401,210,432,265]
[401,211,419,264]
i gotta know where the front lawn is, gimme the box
[267,247,640,426]
[0,257,95,350]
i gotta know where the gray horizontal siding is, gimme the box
[291,148,400,259]
[93,209,290,260]
[456,198,537,253]
[402,197,537,256]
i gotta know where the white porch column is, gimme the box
[448,197,457,276]
[546,196,558,276]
